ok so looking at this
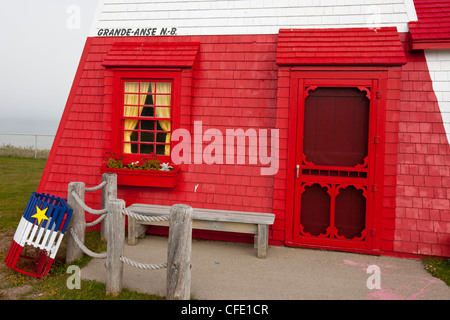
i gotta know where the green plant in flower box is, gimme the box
[104,152,174,171]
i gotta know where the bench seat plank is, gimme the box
[127,203,275,258]
[128,204,275,225]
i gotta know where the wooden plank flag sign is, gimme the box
[4,193,73,279]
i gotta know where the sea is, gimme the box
[0,117,59,150]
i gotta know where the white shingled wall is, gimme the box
[89,0,417,36]
[425,50,450,144]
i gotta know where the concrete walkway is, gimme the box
[81,235,450,300]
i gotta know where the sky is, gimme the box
[0,1,99,123]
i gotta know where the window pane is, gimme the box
[155,107,171,118]
[156,82,171,94]
[156,144,167,155]
[125,82,140,93]
[124,143,138,154]
[141,120,155,130]
[140,131,154,143]
[141,82,154,93]
[143,94,154,106]
[130,131,138,142]
[143,82,155,93]
[156,132,167,143]
[140,144,154,155]
[124,94,140,106]
[124,106,139,118]
[140,106,154,118]
[124,131,138,142]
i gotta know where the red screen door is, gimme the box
[292,80,378,251]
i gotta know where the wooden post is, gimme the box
[105,199,125,296]
[66,182,86,264]
[101,173,117,241]
[166,204,193,300]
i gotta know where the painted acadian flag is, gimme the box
[4,193,73,278]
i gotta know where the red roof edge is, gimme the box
[276,27,407,66]
[102,42,201,68]
[408,0,450,50]
[411,39,450,50]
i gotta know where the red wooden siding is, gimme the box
[395,47,450,257]
[37,31,450,257]
[38,35,279,241]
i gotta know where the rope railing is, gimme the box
[67,179,109,261]
[86,214,106,227]
[71,190,108,215]
[66,173,193,299]
[69,228,107,259]
[123,208,170,222]
[68,183,169,266]
[120,256,168,270]
[85,181,107,192]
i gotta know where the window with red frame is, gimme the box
[121,80,173,158]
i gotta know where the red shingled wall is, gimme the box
[38,34,279,243]
[394,47,450,257]
[38,33,450,257]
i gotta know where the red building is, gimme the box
[38,0,450,258]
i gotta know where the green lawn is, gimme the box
[0,157,47,231]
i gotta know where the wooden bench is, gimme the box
[127,203,275,258]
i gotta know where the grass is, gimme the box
[0,157,47,231]
[422,257,450,286]
[0,156,165,300]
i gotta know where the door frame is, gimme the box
[284,67,388,254]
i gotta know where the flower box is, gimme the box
[101,166,180,188]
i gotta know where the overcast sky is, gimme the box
[0,1,99,122]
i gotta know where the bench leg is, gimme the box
[138,225,147,239]
[257,225,268,259]
[128,216,137,246]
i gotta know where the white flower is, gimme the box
[160,163,173,171]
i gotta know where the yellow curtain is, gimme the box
[123,82,150,154]
[155,83,172,156]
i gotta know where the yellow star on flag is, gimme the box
[31,206,49,225]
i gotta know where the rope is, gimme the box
[69,228,107,259]
[85,181,107,192]
[86,214,106,227]
[123,208,169,222]
[71,191,108,215]
[120,255,167,270]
